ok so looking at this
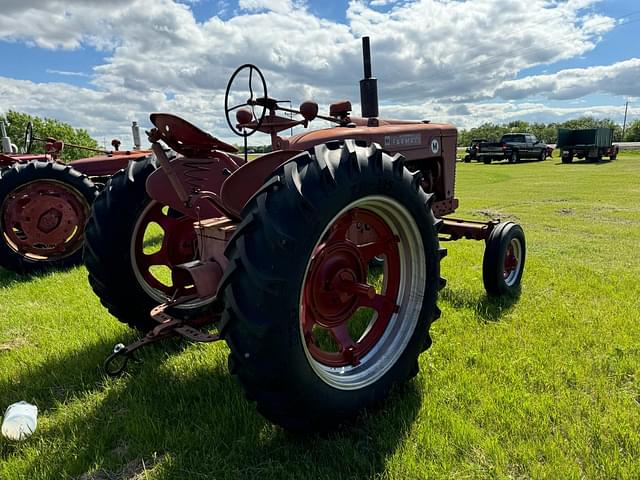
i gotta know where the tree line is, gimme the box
[3,110,638,156]
[458,116,640,146]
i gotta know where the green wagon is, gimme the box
[557,128,618,163]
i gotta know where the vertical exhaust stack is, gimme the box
[131,121,141,150]
[359,37,379,118]
[1,121,12,154]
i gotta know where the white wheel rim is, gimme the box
[299,195,427,391]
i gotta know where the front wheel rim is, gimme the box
[503,237,523,286]
[299,196,427,391]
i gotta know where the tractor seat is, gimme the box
[149,113,237,156]
[329,100,352,119]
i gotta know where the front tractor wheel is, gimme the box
[220,140,442,431]
[0,161,98,274]
[482,222,526,296]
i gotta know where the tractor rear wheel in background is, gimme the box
[0,160,98,274]
[84,157,204,331]
[483,157,492,164]
[482,221,526,296]
[220,140,443,431]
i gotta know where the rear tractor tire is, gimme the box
[483,157,492,164]
[482,222,526,296]
[220,140,443,431]
[0,160,98,274]
[84,157,205,331]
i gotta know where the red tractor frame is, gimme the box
[0,121,150,273]
[88,38,526,431]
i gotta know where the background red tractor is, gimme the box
[0,121,151,273]
[88,38,526,431]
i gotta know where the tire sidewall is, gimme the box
[484,222,525,295]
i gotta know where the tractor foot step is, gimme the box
[103,298,220,376]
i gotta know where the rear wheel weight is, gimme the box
[220,140,442,431]
[0,160,97,274]
[482,222,526,296]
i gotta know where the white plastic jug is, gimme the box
[1,401,38,441]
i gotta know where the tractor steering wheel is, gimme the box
[224,64,268,138]
[23,122,34,153]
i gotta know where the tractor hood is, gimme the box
[283,120,457,161]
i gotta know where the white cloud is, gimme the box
[0,0,634,145]
[495,59,640,100]
[45,69,90,77]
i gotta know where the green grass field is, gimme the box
[1,153,639,479]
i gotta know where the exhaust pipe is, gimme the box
[1,121,13,154]
[359,37,379,118]
[131,121,141,150]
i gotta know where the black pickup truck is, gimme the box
[477,133,549,164]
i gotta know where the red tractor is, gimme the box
[0,121,151,273]
[89,38,526,431]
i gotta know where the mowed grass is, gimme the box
[1,152,639,479]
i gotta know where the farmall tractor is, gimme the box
[88,38,526,431]
[0,121,150,273]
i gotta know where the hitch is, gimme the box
[104,296,221,376]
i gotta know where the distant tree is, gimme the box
[623,119,640,142]
[1,111,99,161]
[458,116,626,146]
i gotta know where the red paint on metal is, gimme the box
[1,180,89,258]
[220,149,302,217]
[150,113,237,155]
[132,202,198,296]
[145,151,240,220]
[301,208,400,367]
[69,151,150,177]
[440,217,497,241]
[503,243,518,277]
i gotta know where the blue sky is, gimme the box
[0,0,638,145]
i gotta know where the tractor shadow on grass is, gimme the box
[439,286,521,322]
[0,265,82,287]
[555,159,612,166]
[0,267,40,286]
[1,331,424,479]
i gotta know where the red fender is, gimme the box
[220,149,302,218]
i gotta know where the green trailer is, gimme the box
[557,127,618,163]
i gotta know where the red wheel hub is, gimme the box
[1,180,88,259]
[301,208,401,367]
[133,202,197,296]
[504,242,518,278]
